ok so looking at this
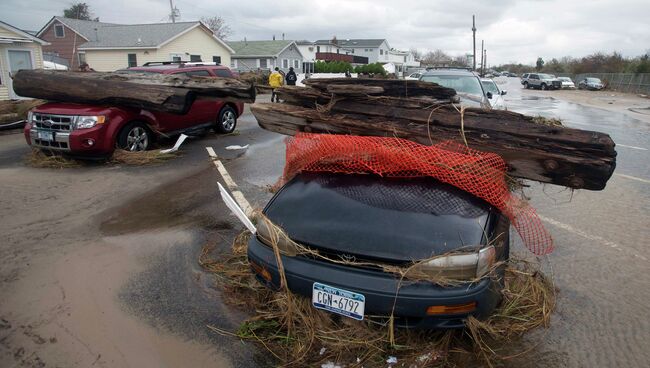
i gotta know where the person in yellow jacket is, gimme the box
[268,67,283,102]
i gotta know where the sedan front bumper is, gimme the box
[247,236,502,329]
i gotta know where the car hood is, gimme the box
[264,173,498,263]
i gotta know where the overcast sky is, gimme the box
[2,0,649,65]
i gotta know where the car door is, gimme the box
[529,74,539,87]
[151,70,216,132]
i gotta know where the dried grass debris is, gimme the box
[201,230,557,367]
[110,149,178,165]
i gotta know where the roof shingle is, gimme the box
[226,40,293,57]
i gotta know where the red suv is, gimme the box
[24,62,244,156]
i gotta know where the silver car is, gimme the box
[420,69,490,109]
[578,77,604,90]
[557,77,576,89]
[480,78,507,110]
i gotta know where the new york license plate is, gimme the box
[312,282,365,321]
[37,130,53,141]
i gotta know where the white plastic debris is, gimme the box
[319,347,327,355]
[160,133,189,154]
[321,362,342,368]
[218,182,256,233]
[386,356,398,364]
[225,144,249,150]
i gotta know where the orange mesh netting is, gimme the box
[281,133,554,255]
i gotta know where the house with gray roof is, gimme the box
[227,40,305,73]
[314,39,391,64]
[36,16,234,71]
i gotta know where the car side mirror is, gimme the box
[486,91,493,99]
[501,90,507,95]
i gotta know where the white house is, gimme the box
[0,20,48,100]
[227,40,305,73]
[315,39,390,64]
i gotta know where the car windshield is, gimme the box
[587,78,602,83]
[420,75,483,95]
[481,80,499,94]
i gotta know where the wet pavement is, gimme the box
[1,87,649,367]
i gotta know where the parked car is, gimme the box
[24,62,243,157]
[557,77,576,89]
[520,73,561,90]
[248,172,510,329]
[578,77,604,90]
[508,72,518,77]
[420,68,490,108]
[480,78,507,110]
[405,71,424,80]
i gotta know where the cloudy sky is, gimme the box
[2,0,649,65]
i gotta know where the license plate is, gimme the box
[37,131,53,141]
[312,282,365,321]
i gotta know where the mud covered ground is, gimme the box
[0,87,649,367]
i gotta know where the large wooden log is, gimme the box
[12,69,256,114]
[251,102,616,190]
[304,78,457,100]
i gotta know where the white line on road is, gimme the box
[614,173,650,184]
[617,144,648,151]
[538,215,647,261]
[206,146,253,216]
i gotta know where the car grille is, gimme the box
[552,81,562,88]
[32,113,74,131]
[32,138,69,149]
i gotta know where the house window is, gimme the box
[380,49,384,55]
[172,56,182,62]
[316,46,320,53]
[54,24,65,38]
[190,55,201,62]
[78,52,86,65]
[283,59,288,68]
[127,53,137,67]
[213,56,221,64]
[259,58,267,68]
[231,59,236,68]
[294,59,299,68]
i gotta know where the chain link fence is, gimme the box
[556,73,650,94]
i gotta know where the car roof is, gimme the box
[126,63,231,74]
[421,68,479,77]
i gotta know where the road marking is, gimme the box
[614,173,650,184]
[617,144,648,151]
[206,146,253,216]
[538,215,647,261]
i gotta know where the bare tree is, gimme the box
[200,16,232,40]
[422,49,452,65]
[409,48,422,61]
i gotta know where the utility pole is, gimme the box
[484,49,487,73]
[472,15,476,71]
[169,0,176,23]
[481,40,484,77]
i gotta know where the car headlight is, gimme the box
[407,246,496,281]
[256,217,299,256]
[27,111,35,127]
[75,115,106,129]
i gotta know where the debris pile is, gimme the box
[251,78,617,190]
[201,231,556,367]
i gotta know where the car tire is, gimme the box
[216,106,237,134]
[117,122,152,152]
[541,83,548,90]
[523,82,529,89]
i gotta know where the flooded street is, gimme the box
[1,88,649,367]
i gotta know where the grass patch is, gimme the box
[201,231,556,367]
[110,149,178,165]
[25,149,81,169]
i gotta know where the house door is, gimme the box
[7,50,33,99]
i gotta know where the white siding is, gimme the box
[0,25,45,100]
[83,27,233,72]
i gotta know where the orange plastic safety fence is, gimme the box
[282,133,554,255]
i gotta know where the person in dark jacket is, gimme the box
[285,67,297,86]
